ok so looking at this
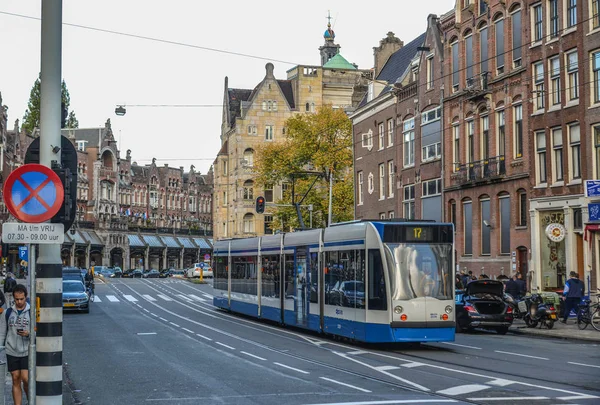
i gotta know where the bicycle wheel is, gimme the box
[591,307,600,332]
[577,308,589,330]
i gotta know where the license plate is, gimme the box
[64,303,75,307]
[550,314,557,319]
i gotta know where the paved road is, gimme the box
[56,278,600,405]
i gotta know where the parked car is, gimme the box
[170,269,185,278]
[455,280,513,334]
[131,269,143,278]
[143,269,160,278]
[186,263,213,279]
[159,269,172,278]
[110,267,123,278]
[62,280,90,313]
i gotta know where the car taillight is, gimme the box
[506,306,513,313]
[549,306,555,311]
[464,305,476,313]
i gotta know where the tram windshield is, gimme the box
[384,243,453,301]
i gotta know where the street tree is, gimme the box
[254,105,354,231]
[22,73,79,134]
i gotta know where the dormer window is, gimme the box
[76,140,87,151]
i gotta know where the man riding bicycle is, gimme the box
[84,270,94,299]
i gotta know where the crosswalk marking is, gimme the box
[374,365,400,371]
[179,295,193,302]
[202,293,213,299]
[188,294,206,302]
[142,294,156,302]
[157,294,173,301]
[106,295,119,302]
[124,295,138,302]
[93,296,102,302]
[437,384,490,396]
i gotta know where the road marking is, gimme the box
[568,361,600,369]
[182,328,194,334]
[159,317,168,322]
[274,362,309,374]
[486,379,514,387]
[179,294,193,302]
[467,397,548,401]
[437,384,489,395]
[157,294,173,301]
[169,322,180,327]
[216,342,235,350]
[106,295,119,302]
[123,295,138,302]
[320,377,371,393]
[196,334,212,341]
[400,362,425,368]
[202,293,213,299]
[188,294,206,302]
[441,342,482,350]
[494,350,549,360]
[241,351,266,361]
[142,308,150,313]
[142,294,156,302]
[93,296,101,302]
[150,313,158,317]
[347,350,368,355]
[304,400,457,405]
[374,365,400,371]
[136,332,157,336]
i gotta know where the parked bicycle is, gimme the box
[576,289,600,331]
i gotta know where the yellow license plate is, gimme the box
[64,303,75,307]
[550,314,557,319]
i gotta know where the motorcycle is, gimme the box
[504,293,557,329]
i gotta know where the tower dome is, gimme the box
[324,23,335,41]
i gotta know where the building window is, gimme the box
[480,26,488,74]
[549,0,559,38]
[243,149,254,167]
[243,213,255,234]
[452,41,459,91]
[463,201,473,255]
[533,4,543,42]
[243,180,254,200]
[379,163,385,200]
[495,18,505,74]
[378,122,385,150]
[453,123,460,171]
[534,63,545,110]
[426,56,434,89]
[449,201,457,229]
[281,182,290,200]
[480,115,489,159]
[595,125,600,179]
[222,191,228,206]
[593,51,600,103]
[566,50,579,101]
[388,211,395,219]
[368,172,374,194]
[265,125,274,141]
[76,140,86,151]
[536,130,548,184]
[480,0,488,14]
[594,0,600,30]
[567,0,577,27]
[422,142,441,162]
[552,127,564,182]
[357,171,364,205]
[387,119,394,146]
[481,199,491,255]
[421,107,441,124]
[379,213,386,220]
[497,110,505,157]
[499,196,511,254]
[421,178,442,197]
[466,34,474,84]
[362,129,373,150]
[467,119,474,163]
[403,185,415,219]
[512,9,522,66]
[264,184,273,202]
[403,118,415,167]
[550,57,561,105]
[264,215,273,234]
[222,160,228,175]
[569,123,581,180]
[247,125,257,135]
[388,161,394,198]
[518,190,528,227]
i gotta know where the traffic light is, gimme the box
[255,196,265,214]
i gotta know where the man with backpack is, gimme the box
[560,271,585,324]
[0,284,30,405]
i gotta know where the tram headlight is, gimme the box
[445,305,453,314]
[394,305,403,314]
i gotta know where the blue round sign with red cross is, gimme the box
[3,164,64,223]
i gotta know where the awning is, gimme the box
[142,235,164,248]
[63,232,73,244]
[71,231,87,245]
[81,230,103,246]
[178,237,197,249]
[585,224,600,246]
[193,238,211,249]
[128,234,145,247]
[160,236,182,248]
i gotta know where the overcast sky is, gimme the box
[0,0,454,175]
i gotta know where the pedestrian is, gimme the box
[455,274,464,290]
[461,271,471,286]
[560,271,585,324]
[515,272,527,297]
[0,284,30,405]
[505,274,521,299]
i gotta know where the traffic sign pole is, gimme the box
[36,1,63,404]
[28,244,37,404]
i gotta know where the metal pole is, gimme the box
[28,244,37,404]
[38,1,63,404]
[327,171,333,227]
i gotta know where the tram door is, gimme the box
[295,247,308,326]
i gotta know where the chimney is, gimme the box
[373,32,403,78]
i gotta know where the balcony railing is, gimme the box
[98,167,117,181]
[465,72,490,102]
[452,155,505,185]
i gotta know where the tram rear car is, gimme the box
[213,221,455,343]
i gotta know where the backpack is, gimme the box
[5,307,12,324]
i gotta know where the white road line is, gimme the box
[216,342,235,350]
[142,308,150,313]
[93,296,102,302]
[188,294,206,302]
[157,294,173,301]
[106,295,119,302]
[400,362,425,368]
[305,400,457,405]
[320,377,371,393]
[346,350,368,355]
[136,332,157,336]
[568,361,600,369]
[150,313,159,317]
[159,317,168,322]
[179,294,193,302]
[467,397,548,401]
[202,293,213,299]
[169,322,180,327]
[182,328,194,334]
[196,334,212,341]
[123,295,138,302]
[486,379,514,387]
[437,384,489,396]
[441,342,482,350]
[494,350,549,360]
[142,294,156,302]
[273,362,309,374]
[374,365,400,371]
[241,351,266,361]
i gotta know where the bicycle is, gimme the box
[86,280,95,303]
[576,290,600,331]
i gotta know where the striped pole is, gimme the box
[37,0,63,403]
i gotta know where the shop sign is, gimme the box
[589,203,600,222]
[545,223,566,242]
[585,180,600,197]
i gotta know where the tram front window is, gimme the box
[384,243,452,301]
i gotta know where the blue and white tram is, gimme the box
[213,220,455,343]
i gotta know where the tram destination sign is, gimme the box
[2,222,64,244]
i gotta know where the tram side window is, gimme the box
[284,254,295,299]
[368,249,387,310]
[324,249,365,307]
[214,256,228,291]
[310,252,318,303]
[261,255,280,298]
[232,256,258,295]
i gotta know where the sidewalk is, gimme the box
[3,365,75,405]
[509,318,600,342]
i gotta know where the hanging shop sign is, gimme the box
[545,223,566,243]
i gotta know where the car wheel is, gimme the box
[546,320,554,330]
[496,327,509,335]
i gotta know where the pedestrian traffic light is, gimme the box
[255,196,265,214]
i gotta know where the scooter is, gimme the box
[523,293,557,329]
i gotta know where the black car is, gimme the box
[63,267,86,284]
[159,269,172,278]
[131,269,143,278]
[455,280,513,334]
[143,269,160,278]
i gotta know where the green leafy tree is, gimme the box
[22,73,79,134]
[254,105,354,232]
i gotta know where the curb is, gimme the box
[509,326,600,343]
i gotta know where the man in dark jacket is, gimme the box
[561,271,585,324]
[515,272,527,298]
[505,274,521,299]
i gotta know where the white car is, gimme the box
[186,264,213,279]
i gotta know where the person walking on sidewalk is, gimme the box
[0,284,30,405]
[560,271,584,324]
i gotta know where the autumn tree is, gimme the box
[254,105,354,231]
[22,73,79,134]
